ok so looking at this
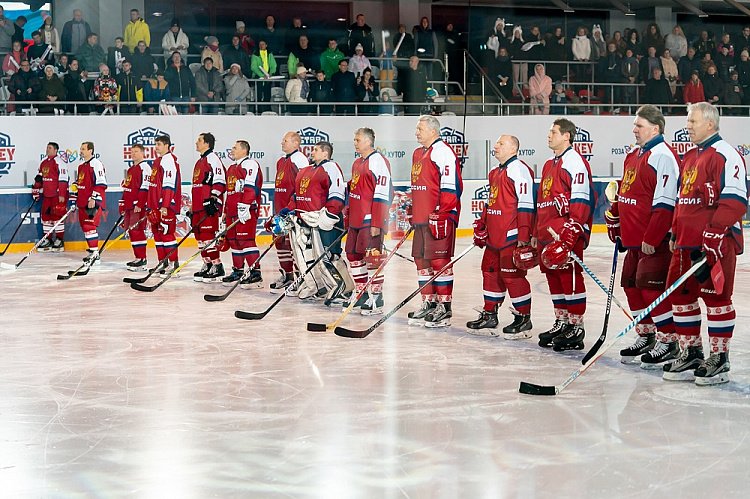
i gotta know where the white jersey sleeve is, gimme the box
[507,158,535,214]
[648,142,679,211]
[431,141,460,193]
[208,152,226,197]
[161,153,178,192]
[322,160,346,205]
[561,149,591,207]
[290,150,309,170]
[55,157,69,185]
[91,158,107,188]
[369,153,392,207]
[139,162,152,192]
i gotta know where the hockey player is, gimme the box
[69,141,106,263]
[606,105,680,368]
[533,118,595,351]
[32,142,68,250]
[467,134,536,338]
[146,135,182,274]
[662,102,747,385]
[191,132,227,282]
[407,115,463,328]
[222,140,264,288]
[120,143,151,271]
[345,127,392,315]
[264,131,308,293]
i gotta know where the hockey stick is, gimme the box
[548,227,632,321]
[234,230,346,320]
[131,218,240,292]
[307,227,414,332]
[335,243,475,339]
[123,213,210,284]
[383,243,415,263]
[57,214,124,280]
[581,240,620,364]
[1,206,74,270]
[0,198,37,256]
[519,253,707,396]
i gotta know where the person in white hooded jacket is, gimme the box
[571,26,591,83]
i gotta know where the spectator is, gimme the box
[28,31,54,75]
[665,26,687,61]
[591,25,606,61]
[288,35,319,73]
[715,45,733,81]
[378,89,396,114]
[42,15,60,54]
[235,21,255,55]
[524,26,546,79]
[572,26,592,83]
[12,16,27,45]
[414,17,438,79]
[357,66,379,114]
[285,17,306,55]
[250,38,277,108]
[639,46,662,82]
[61,9,91,53]
[443,23,463,92]
[93,63,118,113]
[201,36,224,72]
[494,46,514,102]
[9,60,40,111]
[260,15,282,55]
[702,63,723,105]
[143,69,170,113]
[3,40,27,76]
[509,26,527,86]
[161,19,189,62]
[39,65,65,114]
[610,31,626,55]
[736,26,750,64]
[700,52,713,75]
[164,51,195,112]
[224,63,250,115]
[528,63,552,115]
[683,70,705,105]
[678,46,701,85]
[107,37,130,75]
[195,57,224,114]
[224,34,251,77]
[63,58,89,113]
[644,68,672,106]
[737,50,750,102]
[123,9,150,52]
[392,24,414,59]
[131,40,155,80]
[116,60,142,114]
[660,49,679,97]
[378,40,394,88]
[723,70,744,114]
[331,59,357,114]
[309,70,332,114]
[693,30,716,59]
[546,26,567,82]
[76,33,107,73]
[349,44,371,77]
[348,14,375,57]
[0,7,15,53]
[398,55,427,115]
[621,48,638,110]
[320,38,345,80]
[55,53,69,74]
[717,33,734,57]
[486,18,507,58]
[550,81,567,114]
[600,41,625,107]
[642,22,664,56]
[285,63,309,114]
[625,29,641,57]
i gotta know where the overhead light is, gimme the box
[673,0,708,17]
[152,12,163,17]
[337,18,346,22]
[550,0,575,12]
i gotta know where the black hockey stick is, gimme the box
[1,206,75,270]
[234,230,346,320]
[383,244,415,263]
[335,243,475,339]
[580,240,620,364]
[308,227,413,331]
[123,213,210,284]
[0,198,37,256]
[57,214,124,279]
[519,254,707,396]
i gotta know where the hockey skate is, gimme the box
[222,267,244,285]
[640,340,679,370]
[344,292,369,313]
[166,261,180,276]
[126,258,148,272]
[662,345,704,381]
[552,323,585,352]
[51,238,65,251]
[408,301,437,326]
[465,310,499,337]
[425,302,452,328]
[360,293,384,316]
[620,333,656,364]
[694,352,731,386]
[149,260,168,274]
[37,237,53,251]
[538,319,567,347]
[240,269,263,289]
[203,263,225,283]
[194,262,212,282]
[83,250,101,266]
[502,312,532,340]
[269,270,294,294]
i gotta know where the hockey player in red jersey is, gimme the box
[265,132,308,293]
[662,102,747,385]
[146,135,182,274]
[222,140,264,289]
[534,118,596,352]
[467,135,536,338]
[407,115,463,328]
[32,142,68,250]
[69,141,106,264]
[191,132,227,282]
[345,127,392,315]
[606,105,681,368]
[121,143,151,270]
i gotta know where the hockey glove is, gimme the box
[147,209,161,225]
[553,194,570,217]
[85,206,98,219]
[68,199,77,212]
[271,214,292,236]
[279,208,292,218]
[31,187,41,201]
[472,219,488,248]
[429,211,451,240]
[559,220,583,248]
[203,196,219,217]
[263,216,274,233]
[698,182,718,208]
[237,203,252,224]
[343,205,350,231]
[299,209,320,227]
[702,226,727,267]
[202,169,213,185]
[160,212,175,235]
[34,174,43,185]
[604,210,620,244]
[118,199,125,215]
[318,208,339,231]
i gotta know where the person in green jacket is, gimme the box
[320,38,345,80]
[250,39,277,111]
[76,32,107,73]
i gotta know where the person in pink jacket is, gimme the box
[529,63,552,115]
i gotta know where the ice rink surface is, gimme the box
[2,233,750,497]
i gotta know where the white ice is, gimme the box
[1,233,750,497]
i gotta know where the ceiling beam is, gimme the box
[610,0,636,16]
[673,0,708,17]
[549,0,575,13]
[724,0,750,17]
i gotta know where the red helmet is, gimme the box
[52,203,68,218]
[541,240,571,270]
[512,245,539,270]
[217,236,230,253]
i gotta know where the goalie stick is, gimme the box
[307,227,413,332]
[334,243,475,339]
[234,230,346,321]
[519,253,707,396]
[581,240,620,364]
[1,206,75,270]
[57,214,125,279]
[0,198,37,256]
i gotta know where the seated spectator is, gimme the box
[3,40,27,76]
[42,15,61,54]
[357,66,379,114]
[660,49,678,97]
[678,47,701,85]
[694,30,716,59]
[702,63,724,104]
[494,46,513,102]
[723,70,744,114]
[639,46,662,82]
[224,34,251,77]
[107,37,130,75]
[235,21,255,55]
[9,60,41,111]
[331,59,358,114]
[131,40,155,80]
[644,68,672,107]
[195,57,224,114]
[27,31,54,75]
[55,53,69,75]
[93,63,118,113]
[63,58,90,113]
[397,55,428,115]
[161,19,189,62]
[665,26,687,61]
[165,51,195,113]
[320,39,345,80]
[39,65,65,114]
[288,35,319,73]
[683,70,705,105]
[309,70,332,114]
[378,89,396,114]
[144,69,170,113]
[202,36,224,72]
[549,81,567,114]
[76,33,107,73]
[285,63,309,114]
[116,59,142,114]
[715,45,733,81]
[224,63,250,115]
[529,63,552,115]
[349,44,371,77]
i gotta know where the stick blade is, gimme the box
[56,274,72,280]
[518,381,558,396]
[306,322,328,332]
[123,275,149,284]
[334,326,371,339]
[235,310,267,321]
[130,282,156,292]
[203,293,228,302]
[1,262,17,270]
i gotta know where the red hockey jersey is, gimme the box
[410,139,462,225]
[288,160,345,215]
[348,151,392,231]
[673,134,747,252]
[191,150,226,213]
[618,135,680,249]
[75,158,106,208]
[274,150,308,212]
[121,160,151,210]
[148,153,181,213]
[482,156,536,250]
[36,155,69,199]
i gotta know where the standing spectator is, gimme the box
[678,47,701,84]
[123,9,150,53]
[224,63,250,115]
[700,52,714,75]
[63,58,90,113]
[683,70,705,105]
[224,34,251,77]
[76,33,106,73]
[546,26,567,82]
[250,39,277,110]
[356,66,379,114]
[529,63,552,115]
[348,14,375,57]
[642,23,664,56]
[201,36,223,72]
[39,65,65,114]
[660,49,679,97]
[165,51,195,113]
[572,26,592,84]
[320,39,345,80]
[194,57,224,114]
[509,26,527,86]
[93,63,117,113]
[107,37,130,75]
[3,40,27,76]
[288,35,319,73]
[524,26,547,80]
[0,7,15,53]
[737,50,750,103]
[610,31,627,55]
[665,26,687,61]
[285,17,306,55]
[378,40,394,88]
[28,31,54,75]
[693,30,716,59]
[116,60,142,114]
[235,21,255,55]
[331,59,357,114]
[9,60,41,111]
[130,40,155,80]
[309,70,332,114]
[716,33,734,57]
[285,64,309,113]
[397,56,428,115]
[443,23,463,92]
[591,25,606,61]
[260,15,282,55]
[12,16,27,45]
[625,29,641,57]
[639,46,663,82]
[621,48,639,111]
[494,46,514,102]
[55,53,69,74]
[644,68,672,107]
[42,15,60,54]
[736,26,750,64]
[722,70,744,114]
[143,69,170,113]
[349,44,371,77]
[392,24,414,59]
[715,45,733,81]
[61,9,91,54]
[161,19,189,62]
[486,18,507,59]
[600,42,625,108]
[414,17,438,80]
